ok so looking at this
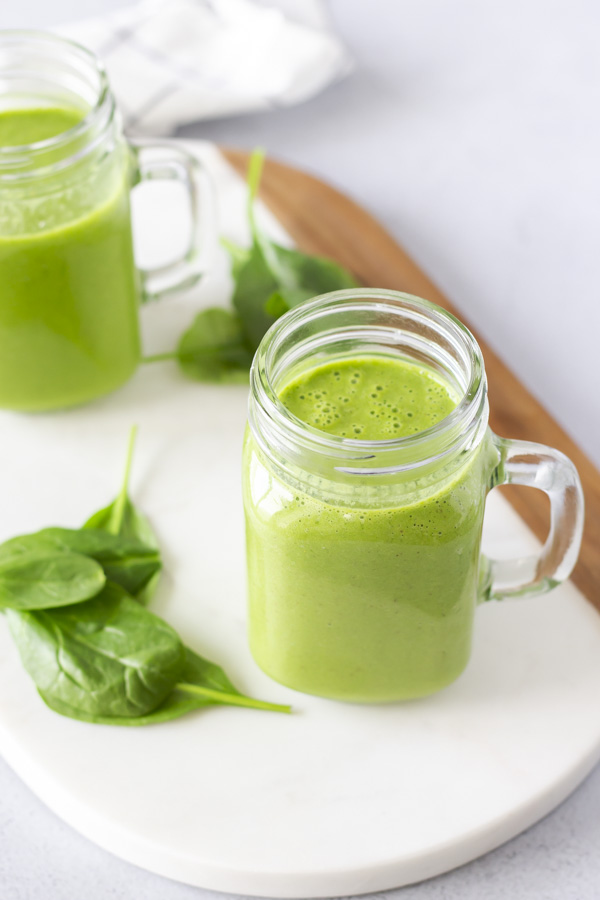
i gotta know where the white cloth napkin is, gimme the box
[58,0,352,136]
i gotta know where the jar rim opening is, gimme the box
[249,289,488,473]
[0,30,113,181]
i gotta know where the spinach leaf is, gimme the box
[0,527,160,600]
[220,237,250,279]
[39,647,290,726]
[8,572,290,724]
[173,648,291,714]
[84,426,154,541]
[229,247,280,350]
[143,308,254,384]
[8,582,186,719]
[3,425,291,726]
[143,148,357,382]
[0,550,105,611]
[38,685,201,727]
[84,426,161,604]
[176,308,253,383]
[85,500,157,550]
[262,243,358,313]
[230,148,358,342]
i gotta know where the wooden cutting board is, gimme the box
[224,149,600,614]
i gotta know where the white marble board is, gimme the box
[0,143,599,898]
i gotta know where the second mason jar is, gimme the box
[242,289,583,703]
[0,31,212,411]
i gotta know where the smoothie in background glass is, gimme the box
[243,290,584,702]
[0,102,140,410]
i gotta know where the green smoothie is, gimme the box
[0,107,140,411]
[244,356,491,701]
[0,106,83,145]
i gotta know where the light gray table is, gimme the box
[2,2,600,898]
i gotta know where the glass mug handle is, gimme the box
[130,142,215,302]
[482,434,584,601]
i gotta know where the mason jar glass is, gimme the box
[242,289,584,702]
[0,30,212,411]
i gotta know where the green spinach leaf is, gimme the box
[38,685,201,727]
[176,307,253,383]
[84,426,161,603]
[229,246,280,350]
[173,648,290,714]
[220,237,250,280]
[143,148,357,382]
[143,308,254,384]
[8,582,186,718]
[3,426,291,726]
[0,550,105,611]
[0,527,160,600]
[262,243,358,313]
[39,646,290,726]
[230,148,358,343]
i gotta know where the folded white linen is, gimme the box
[58,0,353,135]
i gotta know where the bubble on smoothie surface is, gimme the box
[279,357,457,441]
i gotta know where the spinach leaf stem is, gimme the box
[175,682,291,714]
[109,425,137,535]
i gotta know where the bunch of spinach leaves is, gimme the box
[144,148,357,382]
[2,428,290,725]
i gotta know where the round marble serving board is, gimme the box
[0,142,599,898]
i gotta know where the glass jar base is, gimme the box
[0,362,138,413]
[250,645,471,704]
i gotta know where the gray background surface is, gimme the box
[1,1,600,898]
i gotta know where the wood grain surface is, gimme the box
[223,149,600,612]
